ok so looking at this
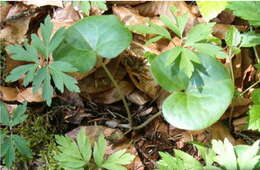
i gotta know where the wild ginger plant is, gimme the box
[128,6,234,130]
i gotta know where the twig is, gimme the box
[100,61,133,128]
[240,79,260,96]
[132,111,162,130]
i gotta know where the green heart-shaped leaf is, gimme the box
[54,15,132,72]
[162,54,234,130]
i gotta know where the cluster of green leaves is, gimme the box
[157,138,260,170]
[227,2,260,27]
[248,89,260,131]
[69,0,107,16]
[128,6,228,78]
[5,16,80,106]
[0,102,32,168]
[53,15,132,73]
[225,26,260,55]
[54,127,135,170]
[128,6,234,130]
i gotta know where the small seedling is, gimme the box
[0,102,32,168]
[54,127,135,170]
[5,16,80,106]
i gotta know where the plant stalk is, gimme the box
[240,79,260,96]
[100,61,133,128]
[132,111,162,130]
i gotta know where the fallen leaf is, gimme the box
[208,122,236,145]
[135,1,197,32]
[0,4,31,45]
[92,80,135,104]
[52,2,81,33]
[0,86,18,101]
[24,0,63,7]
[16,87,44,103]
[127,90,150,105]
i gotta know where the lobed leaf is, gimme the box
[0,101,10,126]
[10,102,28,127]
[93,134,106,166]
[248,105,260,131]
[185,23,215,45]
[12,135,32,158]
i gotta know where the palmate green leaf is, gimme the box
[3,137,15,168]
[180,48,200,78]
[225,26,241,48]
[185,23,215,45]
[174,149,203,170]
[40,15,53,47]
[5,64,37,83]
[162,53,233,130]
[80,1,91,15]
[1,135,10,158]
[0,101,10,126]
[191,43,229,59]
[192,142,216,166]
[10,102,27,127]
[156,152,179,170]
[93,134,106,166]
[196,1,228,22]
[32,67,48,93]
[76,127,91,162]
[160,15,180,37]
[101,149,135,170]
[212,138,237,170]
[23,64,38,87]
[240,32,260,47]
[49,27,65,53]
[128,21,171,43]
[42,72,53,106]
[235,140,260,170]
[150,49,189,92]
[31,33,46,57]
[12,135,32,158]
[227,2,260,26]
[252,89,260,104]
[54,15,132,72]
[6,44,39,63]
[54,134,88,169]
[248,105,260,131]
[91,0,107,11]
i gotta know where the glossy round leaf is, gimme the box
[54,41,96,72]
[54,15,132,72]
[150,48,189,91]
[162,54,234,130]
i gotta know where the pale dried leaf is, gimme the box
[0,4,31,45]
[0,86,18,101]
[24,0,63,7]
[16,87,44,103]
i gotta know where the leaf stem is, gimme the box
[250,26,260,63]
[240,79,260,96]
[100,61,133,128]
[132,111,162,130]
[228,49,235,83]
